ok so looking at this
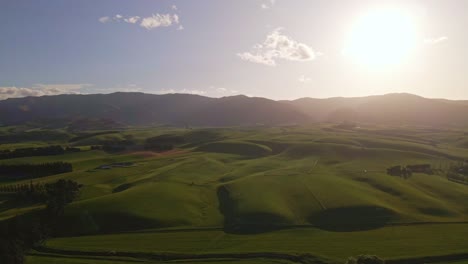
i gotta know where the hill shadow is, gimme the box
[217,186,289,234]
[57,211,161,236]
[309,206,397,232]
[418,207,456,217]
[197,142,272,158]
[112,183,133,193]
[354,177,403,197]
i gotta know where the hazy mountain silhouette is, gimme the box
[0,93,307,126]
[290,93,468,127]
[1,92,467,127]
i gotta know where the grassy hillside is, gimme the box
[44,224,468,261]
[1,125,468,263]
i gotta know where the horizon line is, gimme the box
[0,91,465,102]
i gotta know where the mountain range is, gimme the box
[0,92,467,128]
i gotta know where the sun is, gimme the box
[344,8,418,68]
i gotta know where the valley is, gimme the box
[1,124,468,263]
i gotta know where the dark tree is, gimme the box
[346,255,385,264]
[45,179,82,217]
[0,238,24,264]
[0,179,82,263]
[144,134,184,152]
[0,162,73,180]
[0,145,66,160]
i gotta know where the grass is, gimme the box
[45,224,468,262]
[436,261,468,264]
[26,254,294,264]
[0,124,468,262]
[26,255,146,264]
[196,141,272,157]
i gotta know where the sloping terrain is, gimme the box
[1,125,468,263]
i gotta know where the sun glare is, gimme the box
[344,8,418,68]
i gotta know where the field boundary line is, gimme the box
[33,246,330,264]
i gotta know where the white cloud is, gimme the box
[155,89,176,94]
[155,86,240,97]
[424,36,448,45]
[34,84,91,93]
[154,89,206,95]
[260,0,275,9]
[0,84,92,100]
[172,5,178,11]
[207,86,240,97]
[119,84,143,92]
[298,75,311,83]
[124,16,140,24]
[180,89,206,95]
[238,52,276,66]
[100,13,181,30]
[140,14,179,30]
[238,28,318,66]
[94,84,143,93]
[98,16,111,23]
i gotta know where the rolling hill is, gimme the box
[1,123,468,263]
[2,124,468,263]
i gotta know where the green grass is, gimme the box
[26,254,293,264]
[45,224,468,262]
[196,141,272,157]
[1,125,468,262]
[436,261,468,264]
[26,255,145,264]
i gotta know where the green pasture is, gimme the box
[0,125,468,263]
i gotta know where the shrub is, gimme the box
[346,255,385,264]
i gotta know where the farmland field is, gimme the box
[1,124,468,263]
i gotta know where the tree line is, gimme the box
[68,131,119,142]
[144,134,185,152]
[0,130,69,143]
[0,162,72,180]
[346,255,384,264]
[0,145,80,160]
[0,182,49,202]
[89,135,136,152]
[447,162,468,184]
[0,179,82,264]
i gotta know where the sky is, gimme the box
[0,0,466,100]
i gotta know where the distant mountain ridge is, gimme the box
[0,93,307,127]
[1,92,468,127]
[289,93,468,127]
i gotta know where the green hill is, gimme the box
[1,125,468,263]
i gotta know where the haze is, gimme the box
[0,0,466,100]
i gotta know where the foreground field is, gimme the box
[26,255,294,264]
[1,124,468,263]
[42,224,468,262]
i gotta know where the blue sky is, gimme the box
[0,0,466,100]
